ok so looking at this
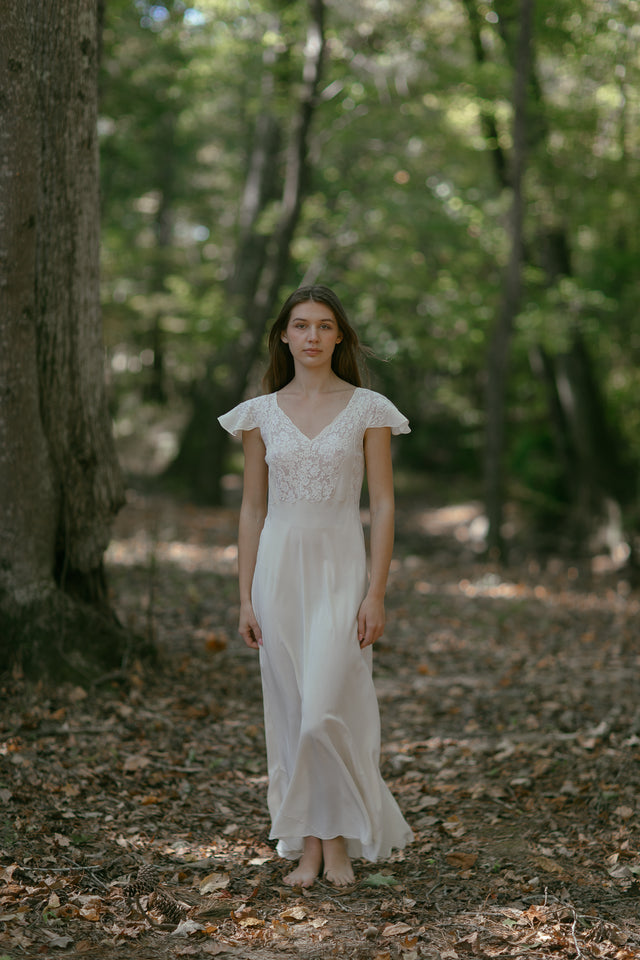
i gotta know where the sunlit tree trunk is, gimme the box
[0,0,128,676]
[483,0,533,559]
[167,0,326,503]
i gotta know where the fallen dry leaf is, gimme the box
[382,922,413,937]
[199,872,231,894]
[446,850,478,870]
[122,753,151,772]
[280,904,308,921]
[533,855,566,875]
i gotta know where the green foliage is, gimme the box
[100,0,640,523]
[362,872,399,887]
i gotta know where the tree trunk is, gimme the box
[461,0,509,189]
[483,0,533,559]
[167,0,326,504]
[470,0,637,556]
[0,0,130,677]
[531,333,636,553]
[144,134,175,405]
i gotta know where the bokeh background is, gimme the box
[99,0,640,562]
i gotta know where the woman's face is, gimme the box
[282,300,342,368]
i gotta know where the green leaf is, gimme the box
[362,872,399,887]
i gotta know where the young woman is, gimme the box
[218,285,413,887]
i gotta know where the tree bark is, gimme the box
[483,0,533,559]
[167,0,326,503]
[0,0,129,677]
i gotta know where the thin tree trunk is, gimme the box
[168,0,326,503]
[461,0,509,189]
[146,118,177,405]
[227,40,282,303]
[483,0,533,559]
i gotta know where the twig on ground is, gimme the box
[570,910,583,959]
[425,877,443,899]
[317,888,360,910]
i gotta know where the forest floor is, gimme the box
[2,489,640,960]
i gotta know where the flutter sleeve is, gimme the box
[365,391,411,435]
[218,398,261,438]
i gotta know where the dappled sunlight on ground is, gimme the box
[106,535,238,575]
[413,501,489,549]
[392,556,638,614]
[107,490,240,576]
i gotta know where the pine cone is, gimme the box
[152,890,188,924]
[125,863,158,897]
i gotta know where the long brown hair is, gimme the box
[262,285,367,393]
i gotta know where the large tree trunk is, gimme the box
[0,0,129,677]
[483,0,533,559]
[167,0,326,504]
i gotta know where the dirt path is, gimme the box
[1,493,639,959]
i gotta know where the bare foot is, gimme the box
[283,837,322,888]
[322,836,354,886]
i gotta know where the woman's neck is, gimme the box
[284,367,347,396]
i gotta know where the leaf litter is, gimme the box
[1,491,640,958]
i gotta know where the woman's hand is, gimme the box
[239,601,262,649]
[357,593,386,649]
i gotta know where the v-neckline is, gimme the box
[275,387,358,442]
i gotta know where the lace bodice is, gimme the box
[218,388,410,505]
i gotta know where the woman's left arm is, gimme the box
[358,426,395,649]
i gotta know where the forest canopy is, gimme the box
[99,0,640,551]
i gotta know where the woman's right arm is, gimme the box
[237,427,268,648]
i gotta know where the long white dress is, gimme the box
[219,387,413,861]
